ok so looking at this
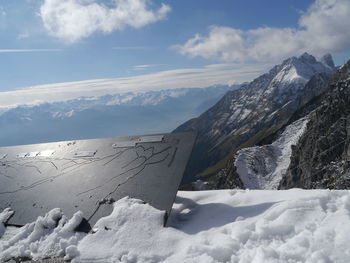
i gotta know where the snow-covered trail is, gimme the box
[1,189,350,263]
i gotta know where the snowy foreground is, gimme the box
[1,189,350,263]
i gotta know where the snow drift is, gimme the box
[1,189,350,262]
[235,117,309,189]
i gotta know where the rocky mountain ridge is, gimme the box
[175,53,336,184]
[217,59,350,190]
[279,60,350,189]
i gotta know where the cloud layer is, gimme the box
[40,0,171,43]
[176,0,350,62]
[0,63,270,109]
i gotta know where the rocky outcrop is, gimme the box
[279,61,350,189]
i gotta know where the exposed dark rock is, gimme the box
[215,158,245,189]
[279,60,350,189]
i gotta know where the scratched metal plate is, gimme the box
[0,132,196,227]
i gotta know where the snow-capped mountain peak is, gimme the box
[264,53,336,102]
[175,52,336,184]
[272,62,305,86]
[272,53,335,87]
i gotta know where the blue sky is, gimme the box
[0,0,350,108]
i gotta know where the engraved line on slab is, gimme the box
[0,144,174,197]
[0,148,149,194]
[168,147,178,167]
[77,145,172,197]
[87,149,171,221]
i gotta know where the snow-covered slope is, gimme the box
[175,53,335,184]
[0,85,235,146]
[1,189,350,262]
[235,117,309,189]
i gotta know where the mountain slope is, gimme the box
[0,85,236,146]
[279,60,350,189]
[175,53,335,184]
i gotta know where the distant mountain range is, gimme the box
[174,52,336,185]
[0,85,238,146]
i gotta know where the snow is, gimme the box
[1,189,350,262]
[192,179,213,190]
[272,65,306,87]
[262,53,335,100]
[239,109,252,121]
[0,208,85,261]
[235,117,308,189]
[0,208,14,238]
[227,107,252,123]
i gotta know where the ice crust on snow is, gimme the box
[2,190,350,262]
[235,117,309,189]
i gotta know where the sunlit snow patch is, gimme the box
[2,190,350,262]
[235,117,308,189]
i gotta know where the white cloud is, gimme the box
[40,0,171,43]
[176,0,350,62]
[133,64,166,70]
[134,64,153,70]
[0,63,271,109]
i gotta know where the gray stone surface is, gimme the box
[0,132,196,227]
